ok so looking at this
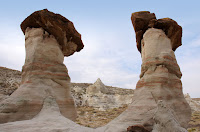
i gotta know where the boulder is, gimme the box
[148,18,182,51]
[131,11,156,52]
[21,9,84,56]
[131,11,182,52]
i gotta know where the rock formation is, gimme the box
[0,96,97,132]
[1,66,198,131]
[152,100,187,132]
[0,68,134,111]
[20,9,84,56]
[103,11,191,131]
[0,9,83,123]
[131,11,182,52]
[185,94,200,112]
[83,78,134,110]
[0,10,192,132]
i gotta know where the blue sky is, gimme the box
[0,0,200,97]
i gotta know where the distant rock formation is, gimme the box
[86,78,109,95]
[0,67,21,96]
[0,67,134,111]
[185,93,200,112]
[103,11,191,131]
[0,9,84,123]
[82,78,134,110]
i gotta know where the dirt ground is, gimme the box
[76,106,200,131]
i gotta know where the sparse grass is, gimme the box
[188,111,200,131]
[75,105,128,128]
[188,128,199,132]
[76,106,200,130]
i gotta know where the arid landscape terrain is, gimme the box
[0,8,199,132]
[0,66,199,131]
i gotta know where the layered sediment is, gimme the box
[0,10,192,132]
[103,12,191,131]
[0,9,83,123]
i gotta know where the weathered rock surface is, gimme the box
[0,10,193,132]
[185,93,200,112]
[131,11,182,52]
[0,68,134,110]
[152,100,187,132]
[0,96,99,132]
[131,11,156,52]
[148,18,182,51]
[82,78,134,111]
[102,23,191,131]
[21,9,84,56]
[0,66,198,131]
[0,9,84,123]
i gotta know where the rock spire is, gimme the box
[103,11,191,131]
[0,9,84,123]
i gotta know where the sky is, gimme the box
[0,0,200,98]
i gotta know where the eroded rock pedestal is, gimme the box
[0,10,191,132]
[103,11,191,131]
[0,9,83,123]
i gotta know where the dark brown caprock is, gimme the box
[131,11,182,52]
[21,9,84,56]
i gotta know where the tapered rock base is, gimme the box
[103,28,191,131]
[0,28,77,123]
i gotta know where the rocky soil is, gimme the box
[75,105,200,132]
[188,111,200,131]
[0,67,21,95]
[75,105,128,128]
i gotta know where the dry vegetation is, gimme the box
[188,111,200,132]
[0,67,199,131]
[75,105,128,128]
[76,106,200,131]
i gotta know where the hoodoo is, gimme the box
[0,9,84,123]
[0,10,191,132]
[103,11,191,131]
